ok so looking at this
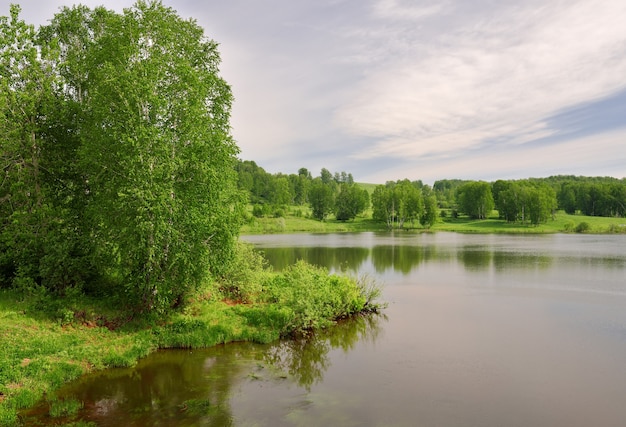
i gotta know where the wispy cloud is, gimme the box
[6,0,625,182]
[371,0,450,21]
[335,0,626,163]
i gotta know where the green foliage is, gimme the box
[0,406,20,427]
[1,2,243,312]
[335,183,369,221]
[372,180,424,229]
[218,242,267,302]
[308,179,335,221]
[456,181,494,219]
[493,180,557,225]
[575,221,590,233]
[421,194,439,228]
[48,397,83,418]
[262,261,367,333]
[252,204,265,218]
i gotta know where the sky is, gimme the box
[3,0,626,184]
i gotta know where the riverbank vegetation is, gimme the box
[0,242,383,425]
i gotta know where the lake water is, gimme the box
[23,232,626,426]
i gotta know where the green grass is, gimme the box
[241,204,387,234]
[432,211,626,234]
[241,204,626,235]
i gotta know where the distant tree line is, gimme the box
[235,160,369,221]
[433,176,626,223]
[236,160,626,228]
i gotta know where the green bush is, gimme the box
[252,205,264,218]
[607,223,626,234]
[262,261,368,334]
[218,242,267,303]
[575,221,590,233]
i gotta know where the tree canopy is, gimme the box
[1,2,243,312]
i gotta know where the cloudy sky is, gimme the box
[3,0,626,184]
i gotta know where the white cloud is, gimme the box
[4,0,624,182]
[371,0,449,21]
[364,127,626,185]
[335,0,626,161]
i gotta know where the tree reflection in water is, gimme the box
[20,313,386,426]
[265,313,386,390]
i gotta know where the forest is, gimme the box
[235,159,626,228]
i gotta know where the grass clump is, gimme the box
[48,397,83,418]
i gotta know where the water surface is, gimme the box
[23,232,626,426]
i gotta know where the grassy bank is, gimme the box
[0,252,383,426]
[241,205,626,235]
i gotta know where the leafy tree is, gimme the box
[0,5,83,289]
[371,180,424,229]
[308,179,335,221]
[320,168,333,185]
[335,183,369,221]
[371,185,395,228]
[268,174,293,205]
[557,182,578,214]
[433,179,466,209]
[290,170,311,205]
[494,180,556,225]
[395,180,423,228]
[456,181,494,219]
[421,194,438,228]
[2,1,244,311]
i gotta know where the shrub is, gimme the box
[607,224,626,234]
[218,242,267,303]
[575,221,590,233]
[262,261,369,334]
[563,220,575,232]
[252,205,264,218]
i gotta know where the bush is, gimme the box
[575,222,590,233]
[262,261,368,334]
[218,242,267,303]
[607,224,626,234]
[563,220,575,232]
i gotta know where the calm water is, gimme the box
[23,232,626,426]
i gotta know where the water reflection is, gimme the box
[255,233,624,281]
[265,314,386,390]
[258,246,370,272]
[21,313,386,426]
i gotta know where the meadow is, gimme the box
[241,204,626,235]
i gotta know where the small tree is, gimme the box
[457,181,494,219]
[421,195,438,228]
[309,179,335,221]
[335,184,369,221]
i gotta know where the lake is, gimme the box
[23,232,626,426]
